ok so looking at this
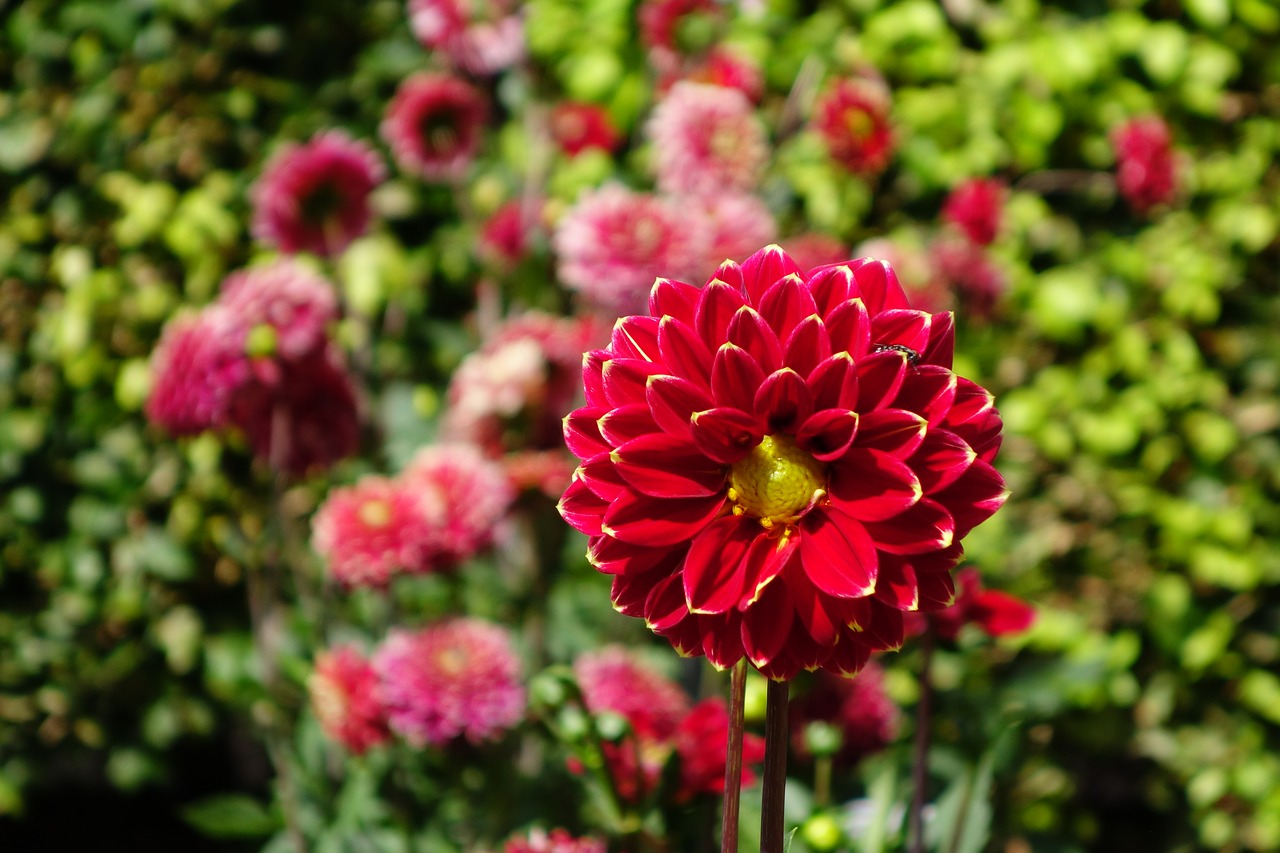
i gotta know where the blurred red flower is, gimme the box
[672,697,766,802]
[311,475,439,588]
[408,0,524,76]
[1111,117,1178,214]
[906,566,1035,642]
[789,662,899,766]
[550,103,622,157]
[382,73,487,181]
[309,647,391,755]
[812,79,895,177]
[495,829,606,853]
[942,178,1005,247]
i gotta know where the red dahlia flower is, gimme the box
[550,103,622,157]
[790,662,899,766]
[309,646,391,754]
[381,73,487,181]
[673,697,766,802]
[941,178,1005,247]
[494,829,606,853]
[812,79,895,177]
[1111,116,1179,214]
[408,0,524,76]
[558,245,1008,680]
[905,566,1034,642]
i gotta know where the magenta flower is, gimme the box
[1111,116,1179,214]
[942,178,1005,247]
[647,82,768,196]
[906,566,1035,642]
[550,103,622,157]
[311,475,439,588]
[146,307,250,436]
[672,697,766,802]
[218,260,339,360]
[553,184,705,314]
[408,0,524,76]
[495,829,606,853]
[381,73,487,181]
[309,647,391,755]
[478,199,541,270]
[681,47,765,103]
[558,245,1008,680]
[780,233,852,275]
[790,662,899,766]
[400,443,515,568]
[812,78,895,177]
[250,130,385,258]
[930,237,1006,321]
[373,619,526,746]
[692,192,777,275]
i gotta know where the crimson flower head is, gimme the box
[1111,116,1179,214]
[558,245,1008,680]
[942,178,1005,247]
[311,475,440,588]
[309,646,391,755]
[790,662,899,766]
[551,103,622,157]
[381,73,487,181]
[673,697,766,802]
[408,0,524,76]
[812,79,895,177]
[906,566,1034,642]
[250,130,385,258]
[493,829,606,853]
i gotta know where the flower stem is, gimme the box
[909,629,935,853]
[760,679,791,853]
[720,660,748,853]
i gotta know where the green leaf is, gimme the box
[181,793,280,839]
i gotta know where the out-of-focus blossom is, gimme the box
[218,260,339,360]
[550,103,623,157]
[1111,116,1179,214]
[382,73,487,181]
[400,443,515,567]
[906,566,1034,642]
[553,184,705,314]
[479,199,542,270]
[309,647,391,754]
[813,78,894,177]
[682,47,765,103]
[692,192,777,275]
[311,475,440,588]
[373,619,526,746]
[408,0,525,76]
[639,0,722,57]
[930,237,1006,321]
[790,662,899,766]
[942,178,1005,247]
[559,245,1008,679]
[146,307,249,436]
[781,233,851,275]
[672,697,766,802]
[492,829,607,853]
[250,130,385,258]
[502,449,578,499]
[648,82,768,196]
[855,236,951,315]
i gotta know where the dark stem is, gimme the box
[760,679,791,853]
[720,660,748,853]
[909,630,935,853]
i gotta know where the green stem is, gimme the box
[720,660,748,853]
[760,679,791,853]
[909,630,935,853]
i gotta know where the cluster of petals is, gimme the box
[558,245,1008,680]
[147,260,359,475]
[400,443,516,566]
[1111,116,1179,214]
[941,178,1005,247]
[679,47,765,104]
[790,662,899,766]
[381,73,487,181]
[408,0,525,76]
[550,103,623,157]
[812,78,895,177]
[308,646,391,755]
[372,618,526,746]
[647,82,768,196]
[671,697,766,801]
[311,475,441,588]
[638,0,722,57]
[250,130,385,258]
[491,829,606,853]
[906,566,1035,642]
[478,198,541,270]
[929,237,1006,322]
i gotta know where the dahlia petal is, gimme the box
[871,309,931,355]
[589,534,675,576]
[807,352,859,411]
[825,298,872,362]
[696,279,748,347]
[564,406,613,460]
[611,315,661,362]
[612,563,671,616]
[690,407,765,464]
[796,408,859,462]
[598,403,659,446]
[741,580,794,667]
[823,636,871,677]
[864,498,955,555]
[805,264,854,316]
[738,531,799,609]
[857,599,905,651]
[558,477,608,536]
[874,555,919,611]
[828,448,921,521]
[848,258,911,314]
[856,350,908,412]
[711,343,766,412]
[946,378,1003,463]
[921,311,955,369]
[665,617,706,659]
[799,508,878,598]
[726,306,783,374]
[613,433,726,498]
[782,315,831,379]
[971,590,1036,636]
[740,244,803,304]
[658,316,713,388]
[754,368,814,433]
[602,358,666,407]
[856,409,927,458]
[683,515,756,614]
[912,429,976,493]
[647,374,713,439]
[915,569,957,612]
[784,569,842,647]
[937,459,1009,538]
[579,453,628,501]
[702,612,746,670]
[603,490,725,546]
[758,274,818,341]
[650,277,701,325]
[645,572,692,631]
[583,351,608,406]
[895,365,957,425]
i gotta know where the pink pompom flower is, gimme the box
[813,78,895,177]
[790,662,900,766]
[311,475,440,588]
[218,259,339,361]
[494,829,606,853]
[250,130,385,258]
[681,47,765,103]
[309,646,392,755]
[146,307,250,436]
[672,697,766,802]
[408,0,525,76]
[1111,116,1179,214]
[942,178,1005,247]
[373,619,526,746]
[550,103,623,157]
[400,443,516,568]
[692,192,778,276]
[382,73,488,181]
[648,82,768,196]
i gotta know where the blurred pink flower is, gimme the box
[681,47,764,103]
[1111,116,1178,214]
[496,829,606,853]
[400,443,515,567]
[382,73,487,181]
[780,233,851,275]
[855,236,951,315]
[930,237,1006,321]
[813,78,894,177]
[250,130,385,258]
[311,475,439,588]
[906,566,1035,642]
[672,698,766,802]
[478,199,542,270]
[648,82,768,196]
[550,103,622,157]
[553,184,704,314]
[638,0,721,56]
[218,260,339,360]
[408,0,525,76]
[309,646,391,755]
[942,178,1005,247]
[146,307,249,436]
[373,619,526,746]
[790,662,900,766]
[692,192,777,277]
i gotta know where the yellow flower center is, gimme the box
[728,435,826,528]
[357,498,393,528]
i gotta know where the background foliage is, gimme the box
[1,0,1278,851]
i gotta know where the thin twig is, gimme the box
[720,660,748,853]
[909,630,935,853]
